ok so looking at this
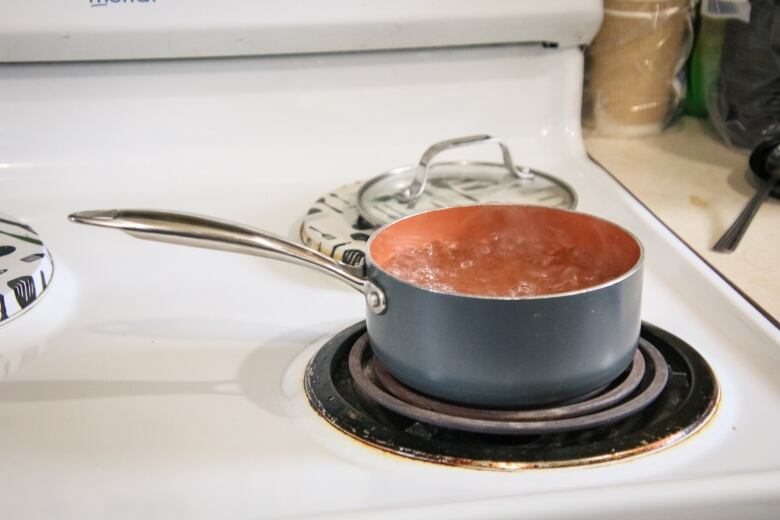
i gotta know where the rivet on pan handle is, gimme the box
[394,134,534,205]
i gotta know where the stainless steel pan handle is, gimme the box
[68,209,387,314]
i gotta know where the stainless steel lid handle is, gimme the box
[394,134,532,204]
[68,209,387,314]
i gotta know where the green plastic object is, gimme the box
[686,16,726,117]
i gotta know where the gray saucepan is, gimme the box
[69,205,644,408]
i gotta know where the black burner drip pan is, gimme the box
[304,322,719,470]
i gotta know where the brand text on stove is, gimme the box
[90,0,156,7]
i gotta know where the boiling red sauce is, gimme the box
[382,234,629,297]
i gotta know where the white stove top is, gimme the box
[1,42,779,518]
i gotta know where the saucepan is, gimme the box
[69,205,643,408]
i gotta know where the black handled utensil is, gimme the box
[713,138,780,253]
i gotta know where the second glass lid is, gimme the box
[356,135,577,227]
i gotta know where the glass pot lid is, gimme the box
[356,134,577,226]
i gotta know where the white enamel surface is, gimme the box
[0,45,779,518]
[0,0,602,62]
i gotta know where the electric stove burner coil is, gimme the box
[348,334,667,435]
[304,322,719,470]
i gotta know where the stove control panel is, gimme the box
[0,0,602,62]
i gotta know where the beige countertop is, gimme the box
[585,117,779,322]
